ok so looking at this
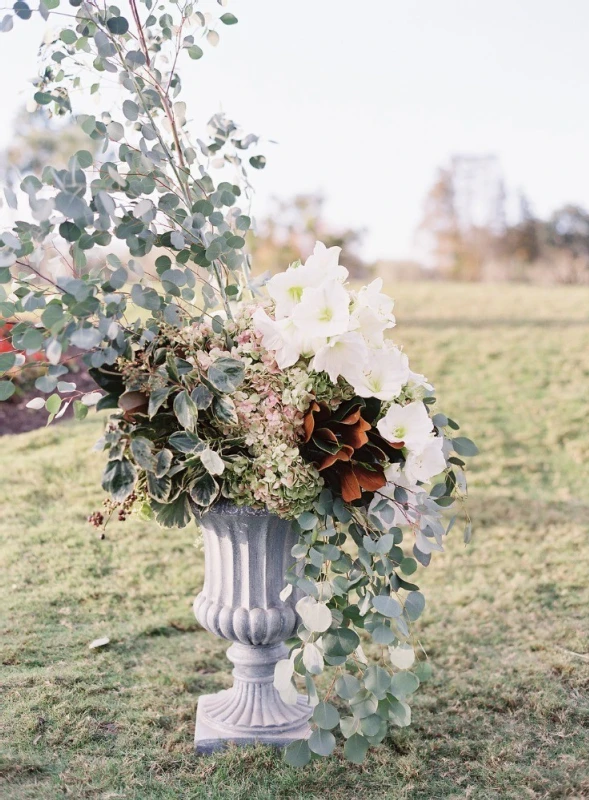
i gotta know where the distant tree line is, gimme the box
[417,155,589,284]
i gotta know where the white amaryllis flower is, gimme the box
[377,400,434,452]
[311,331,368,383]
[266,261,321,320]
[292,280,350,339]
[351,345,409,401]
[304,240,348,282]
[404,436,446,484]
[266,241,348,319]
[349,278,396,346]
[252,308,303,368]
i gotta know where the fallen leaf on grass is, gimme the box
[89,637,110,649]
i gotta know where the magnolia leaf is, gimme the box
[118,391,148,417]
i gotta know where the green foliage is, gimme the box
[0,0,479,771]
[2,287,589,793]
[0,0,265,420]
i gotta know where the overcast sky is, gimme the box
[1,0,588,260]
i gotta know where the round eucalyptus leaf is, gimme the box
[284,739,311,767]
[0,380,15,401]
[308,728,335,757]
[343,733,370,764]
[312,702,339,730]
[107,15,129,34]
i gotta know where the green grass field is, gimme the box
[1,282,588,799]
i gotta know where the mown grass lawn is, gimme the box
[1,282,588,800]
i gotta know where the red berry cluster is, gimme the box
[87,491,138,528]
[88,510,105,528]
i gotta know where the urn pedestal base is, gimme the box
[193,502,312,754]
[195,642,311,754]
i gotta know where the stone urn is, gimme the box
[193,501,312,753]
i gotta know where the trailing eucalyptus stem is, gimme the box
[0,0,262,407]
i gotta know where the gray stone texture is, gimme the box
[193,501,312,753]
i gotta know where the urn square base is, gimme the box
[194,692,312,755]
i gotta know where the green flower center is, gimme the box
[318,306,333,323]
[288,285,304,302]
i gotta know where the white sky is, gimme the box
[1,0,588,261]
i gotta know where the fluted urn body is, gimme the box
[193,501,311,753]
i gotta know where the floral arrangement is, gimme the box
[90,241,460,532]
[86,240,477,765]
[0,0,476,768]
